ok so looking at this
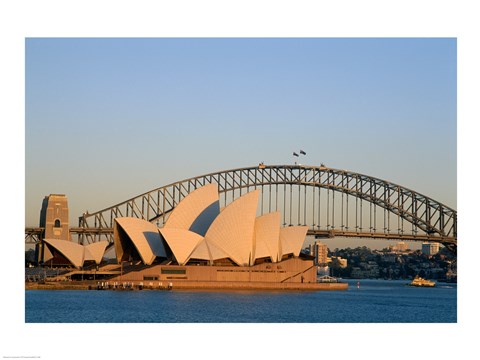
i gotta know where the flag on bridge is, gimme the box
[293,152,299,157]
[300,150,306,155]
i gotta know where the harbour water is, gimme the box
[25,279,456,323]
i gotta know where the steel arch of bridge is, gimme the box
[78,165,457,252]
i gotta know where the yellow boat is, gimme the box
[408,275,436,287]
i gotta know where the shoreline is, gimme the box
[25,280,348,291]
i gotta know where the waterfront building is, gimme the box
[109,184,328,287]
[37,184,335,288]
[310,241,328,266]
[114,185,308,267]
[422,242,440,256]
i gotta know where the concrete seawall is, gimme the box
[26,281,348,291]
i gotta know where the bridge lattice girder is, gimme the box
[78,165,456,251]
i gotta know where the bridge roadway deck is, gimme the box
[25,227,455,244]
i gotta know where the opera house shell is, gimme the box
[113,184,308,267]
[42,238,109,269]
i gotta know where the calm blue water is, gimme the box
[25,279,456,323]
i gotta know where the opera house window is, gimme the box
[161,269,186,275]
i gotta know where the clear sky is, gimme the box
[25,38,456,249]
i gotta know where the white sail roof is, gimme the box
[43,245,53,262]
[159,228,203,265]
[279,226,308,258]
[189,238,231,263]
[43,238,85,268]
[164,183,220,236]
[204,190,259,266]
[84,241,109,264]
[114,217,167,265]
[253,212,281,262]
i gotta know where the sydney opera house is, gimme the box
[38,185,346,290]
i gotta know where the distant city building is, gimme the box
[310,241,328,266]
[388,241,409,252]
[422,242,440,256]
[330,256,347,268]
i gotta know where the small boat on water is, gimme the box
[408,275,436,287]
[317,275,340,283]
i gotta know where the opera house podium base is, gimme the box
[26,258,348,291]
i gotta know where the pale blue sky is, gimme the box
[25,38,456,246]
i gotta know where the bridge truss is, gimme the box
[74,165,456,253]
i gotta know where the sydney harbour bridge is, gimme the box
[25,164,457,254]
